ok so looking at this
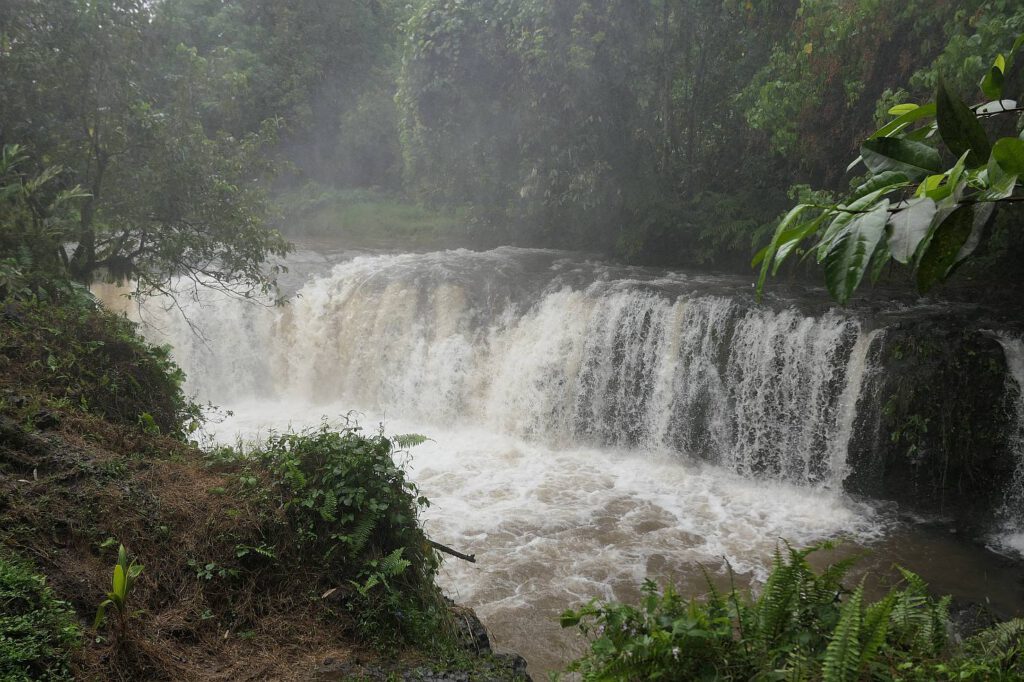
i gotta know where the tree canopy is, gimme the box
[0,0,289,300]
[3,0,1023,299]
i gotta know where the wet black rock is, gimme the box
[844,322,1017,531]
[313,604,532,681]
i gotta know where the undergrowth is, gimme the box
[560,542,1024,681]
[0,553,80,681]
[209,423,457,652]
[0,296,200,436]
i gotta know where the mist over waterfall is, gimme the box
[144,247,870,488]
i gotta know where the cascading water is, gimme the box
[133,246,942,671]
[994,333,1024,553]
[143,249,869,488]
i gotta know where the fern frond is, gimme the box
[823,584,863,682]
[377,547,411,578]
[393,433,429,449]
[782,645,811,682]
[320,488,338,521]
[970,617,1024,656]
[860,592,894,670]
[347,513,377,557]
[756,549,802,644]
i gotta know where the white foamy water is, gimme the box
[132,247,892,671]
[141,249,870,486]
[215,400,880,670]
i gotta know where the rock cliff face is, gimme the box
[844,320,1018,530]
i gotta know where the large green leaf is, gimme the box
[756,204,812,299]
[817,187,900,261]
[870,103,936,140]
[774,213,827,274]
[953,202,995,269]
[991,137,1024,176]
[979,55,1005,101]
[861,138,942,181]
[916,204,985,292]
[887,197,936,264]
[824,201,889,304]
[851,171,909,201]
[936,78,991,166]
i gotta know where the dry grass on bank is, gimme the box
[0,403,436,680]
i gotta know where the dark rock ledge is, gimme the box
[314,604,532,681]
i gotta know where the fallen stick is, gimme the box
[429,539,476,563]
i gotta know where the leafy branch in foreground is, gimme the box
[560,542,1024,681]
[756,34,1024,304]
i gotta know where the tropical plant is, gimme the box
[0,144,88,300]
[94,545,144,636]
[756,33,1024,303]
[557,542,1008,681]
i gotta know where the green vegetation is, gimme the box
[277,185,468,248]
[93,545,144,636]
[560,543,1024,681]
[395,0,1024,269]
[0,295,198,436]
[5,1,1023,272]
[215,424,455,651]
[1,0,289,299]
[758,32,1024,303]
[0,554,80,682]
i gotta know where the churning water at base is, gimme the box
[125,246,1021,672]
[216,400,881,670]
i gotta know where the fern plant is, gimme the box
[558,542,997,681]
[353,548,412,597]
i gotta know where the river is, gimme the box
[117,243,1024,674]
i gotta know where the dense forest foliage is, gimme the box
[3,0,1023,288]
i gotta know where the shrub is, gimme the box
[0,554,80,682]
[0,297,200,436]
[560,543,1024,681]
[226,422,453,650]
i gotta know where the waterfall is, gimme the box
[994,334,1024,552]
[139,248,873,489]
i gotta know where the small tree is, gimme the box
[756,35,1024,303]
[0,0,290,301]
[0,144,87,299]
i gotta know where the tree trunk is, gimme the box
[70,142,106,283]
